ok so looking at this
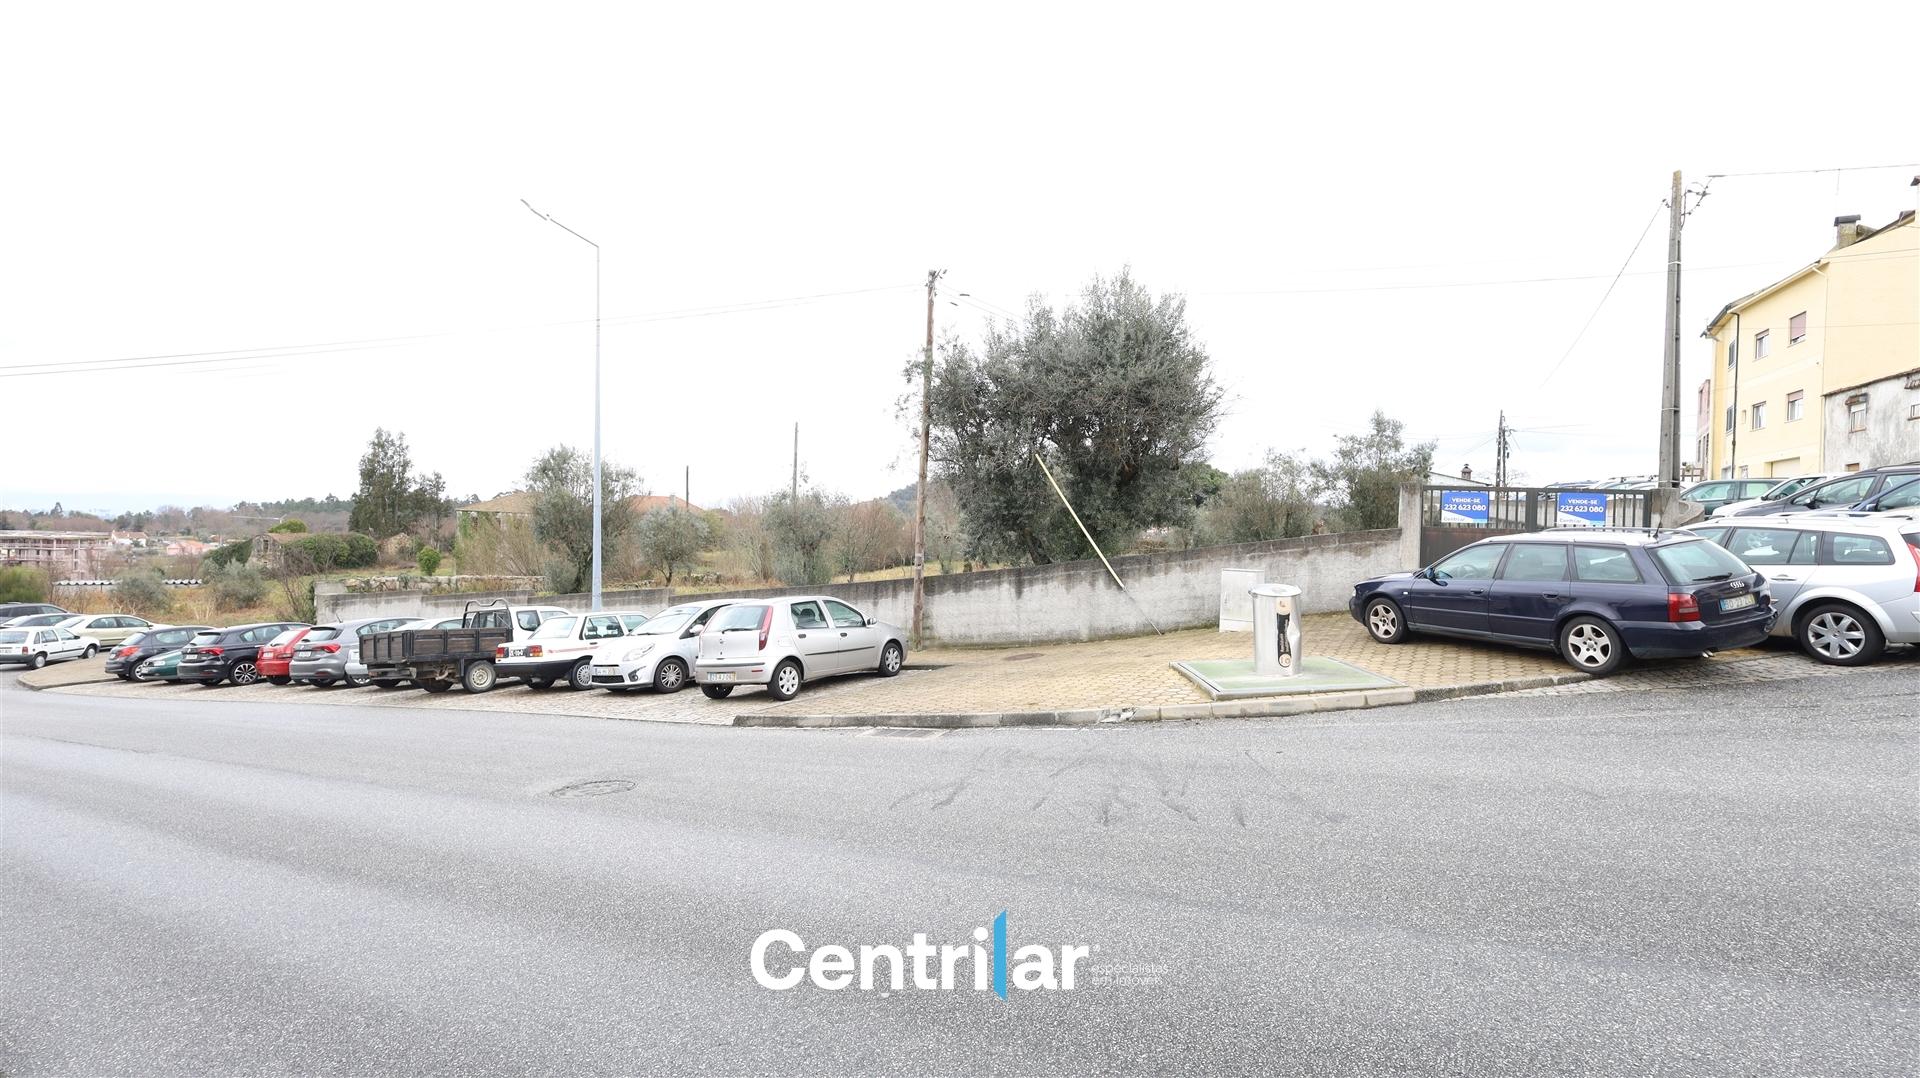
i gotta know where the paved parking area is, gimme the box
[17,612,1859,724]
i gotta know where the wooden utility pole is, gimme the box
[1494,411,1510,488]
[910,268,943,648]
[1658,169,1685,488]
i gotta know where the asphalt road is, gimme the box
[3,667,1916,1075]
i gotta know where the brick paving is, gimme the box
[17,612,1846,726]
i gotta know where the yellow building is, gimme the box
[1701,208,1919,479]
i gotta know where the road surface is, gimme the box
[3,666,1916,1074]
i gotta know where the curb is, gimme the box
[731,687,1419,729]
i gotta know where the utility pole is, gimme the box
[1657,170,1685,489]
[1494,411,1510,488]
[911,268,943,649]
[521,199,603,610]
[791,423,799,504]
[684,465,690,513]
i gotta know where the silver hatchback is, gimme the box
[289,617,416,686]
[1683,514,1920,664]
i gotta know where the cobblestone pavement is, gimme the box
[20,613,1865,724]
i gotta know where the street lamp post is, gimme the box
[521,199,602,611]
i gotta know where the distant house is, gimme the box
[250,531,300,568]
[164,539,211,558]
[0,530,116,578]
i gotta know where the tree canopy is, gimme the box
[525,445,639,594]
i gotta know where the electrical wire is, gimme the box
[1533,202,1666,390]
[1705,163,1920,178]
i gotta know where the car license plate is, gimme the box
[591,665,618,676]
[295,651,312,659]
[708,671,734,683]
[1719,594,1756,612]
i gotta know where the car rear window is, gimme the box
[711,605,769,631]
[123,631,151,647]
[304,627,341,643]
[1653,540,1752,584]
[0,631,25,643]
[531,616,578,639]
[156,629,195,645]
[1828,533,1894,565]
[268,629,301,646]
[190,631,221,645]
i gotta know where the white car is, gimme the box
[0,625,101,668]
[1684,515,1920,664]
[694,595,906,701]
[590,599,735,693]
[56,613,155,647]
[495,609,651,690]
[1706,473,1841,518]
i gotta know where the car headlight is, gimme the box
[622,643,656,662]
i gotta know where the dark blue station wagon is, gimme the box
[1348,529,1777,674]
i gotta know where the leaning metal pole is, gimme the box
[1033,453,1163,636]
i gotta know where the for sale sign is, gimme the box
[1554,492,1609,526]
[1439,490,1490,524]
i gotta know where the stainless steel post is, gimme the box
[1249,584,1303,677]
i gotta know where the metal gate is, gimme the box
[1418,486,1655,565]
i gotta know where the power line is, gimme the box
[1705,163,1920,178]
[1534,201,1666,390]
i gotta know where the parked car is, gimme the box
[357,617,464,688]
[1849,476,1920,515]
[1683,516,1920,665]
[55,613,154,646]
[134,648,186,683]
[3,611,84,629]
[694,596,907,700]
[592,599,735,693]
[0,625,100,668]
[105,624,214,680]
[0,602,69,624]
[256,626,314,685]
[288,617,417,687]
[1348,528,1775,675]
[176,622,309,686]
[1724,466,1920,518]
[1706,473,1842,518]
[1682,477,1793,516]
[360,601,572,693]
[497,609,652,690]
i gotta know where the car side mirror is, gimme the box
[865,617,876,626]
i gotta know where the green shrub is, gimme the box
[209,561,268,610]
[113,569,174,616]
[416,547,442,575]
[204,539,252,568]
[0,566,49,603]
[286,533,347,569]
[342,533,378,568]
[268,518,309,533]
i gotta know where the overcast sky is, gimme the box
[4,2,1916,516]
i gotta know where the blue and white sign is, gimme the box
[1439,489,1490,524]
[1554,492,1609,526]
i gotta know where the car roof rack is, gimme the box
[1540,525,1669,537]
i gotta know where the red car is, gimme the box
[256,626,314,686]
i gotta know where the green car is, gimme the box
[134,648,185,683]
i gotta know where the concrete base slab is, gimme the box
[1172,656,1401,701]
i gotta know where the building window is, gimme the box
[1725,405,1735,432]
[1789,312,1806,344]
[1727,337,1738,368]
[1848,395,1868,432]
[1786,390,1804,422]
[1755,330,1770,359]
[1751,402,1766,429]
[1738,465,1749,478]
[1910,402,1920,421]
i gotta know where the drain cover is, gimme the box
[550,779,637,798]
[1002,652,1042,662]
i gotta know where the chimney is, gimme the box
[1834,214,1867,248]
[1460,463,1473,481]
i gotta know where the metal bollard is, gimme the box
[1249,584,1304,677]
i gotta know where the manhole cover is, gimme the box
[550,779,637,798]
[1002,653,1043,662]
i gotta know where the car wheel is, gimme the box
[462,660,497,693]
[117,671,133,681]
[1797,603,1885,666]
[419,678,453,693]
[1364,598,1408,644]
[312,676,336,688]
[700,683,735,700]
[28,652,46,670]
[345,672,371,688]
[82,644,97,659]
[526,677,553,690]
[230,661,261,686]
[566,661,594,691]
[1558,617,1624,676]
[768,660,803,701]
[268,675,292,686]
[653,658,689,693]
[877,641,904,677]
